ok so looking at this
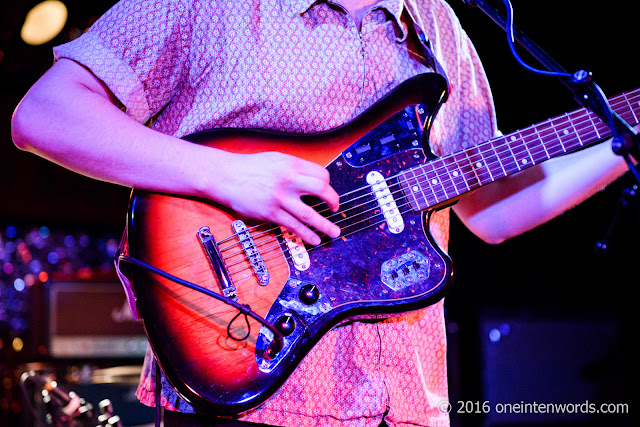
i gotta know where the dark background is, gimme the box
[0,0,638,426]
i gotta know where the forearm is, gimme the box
[11,59,224,201]
[453,141,632,244]
[11,59,340,244]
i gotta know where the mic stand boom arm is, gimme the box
[462,0,640,183]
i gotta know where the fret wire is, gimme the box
[441,156,462,196]
[574,110,600,149]
[504,137,523,172]
[616,104,635,128]
[492,137,520,175]
[618,93,637,125]
[402,171,420,211]
[506,132,530,171]
[397,87,640,212]
[588,111,602,140]
[535,120,553,159]
[467,146,489,186]
[540,121,566,158]
[479,140,506,180]
[622,91,640,123]
[625,94,640,124]
[528,125,551,163]
[453,151,480,191]
[552,114,575,154]
[487,139,508,177]
[449,155,471,193]
[519,130,542,165]
[430,164,446,204]
[556,113,572,153]
[418,163,439,204]
[426,159,449,201]
[476,144,495,182]
[513,131,535,167]
[438,156,461,198]
[571,109,596,144]
[567,110,585,149]
[411,167,429,210]
[414,166,434,207]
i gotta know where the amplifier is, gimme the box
[48,281,147,358]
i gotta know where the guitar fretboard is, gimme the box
[400,88,640,211]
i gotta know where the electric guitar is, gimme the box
[117,73,639,414]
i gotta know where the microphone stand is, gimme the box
[461,0,640,252]
[461,0,640,176]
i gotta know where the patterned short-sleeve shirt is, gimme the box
[54,0,498,425]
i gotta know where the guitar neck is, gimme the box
[401,88,640,211]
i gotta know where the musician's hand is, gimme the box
[217,151,341,245]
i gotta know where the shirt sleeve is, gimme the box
[53,0,193,123]
[415,0,500,156]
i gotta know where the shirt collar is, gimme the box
[286,0,412,41]
[287,0,318,15]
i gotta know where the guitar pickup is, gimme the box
[367,170,404,234]
[280,227,310,271]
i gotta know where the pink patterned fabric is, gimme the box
[54,0,498,425]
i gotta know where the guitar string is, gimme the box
[216,182,373,254]
[220,90,637,251]
[218,100,639,281]
[218,101,634,275]
[214,182,372,248]
[217,99,630,260]
[224,107,601,277]
[215,91,637,253]
[223,103,639,280]
[219,186,383,261]
[217,108,597,258]
[224,193,400,273]
[228,199,419,283]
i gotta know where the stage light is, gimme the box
[21,1,68,46]
[12,337,24,352]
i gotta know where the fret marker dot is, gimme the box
[476,162,483,168]
[510,136,517,141]
[412,186,419,192]
[563,129,569,135]
[452,171,459,177]
[431,179,438,185]
[522,158,528,165]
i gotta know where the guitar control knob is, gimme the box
[275,314,295,336]
[299,284,320,305]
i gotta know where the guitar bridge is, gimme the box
[232,220,270,286]
[198,227,237,300]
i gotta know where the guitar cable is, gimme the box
[117,254,285,354]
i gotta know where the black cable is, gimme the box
[500,0,572,78]
[117,255,284,352]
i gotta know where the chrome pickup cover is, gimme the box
[367,170,404,234]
